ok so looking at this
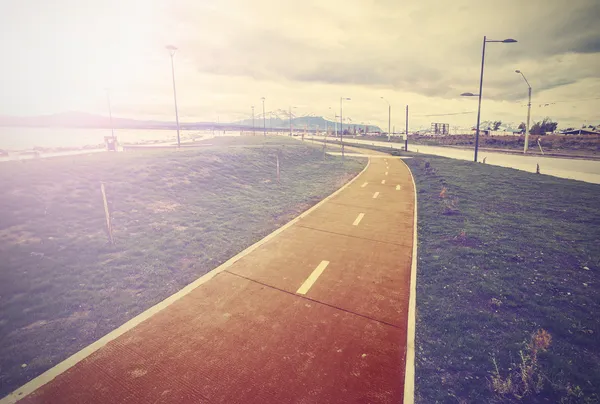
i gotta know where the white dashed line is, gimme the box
[296,261,330,295]
[373,192,380,199]
[381,180,386,184]
[385,172,388,176]
[352,213,365,226]
[396,185,401,191]
[361,182,368,188]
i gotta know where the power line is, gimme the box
[416,111,477,117]
[519,97,600,107]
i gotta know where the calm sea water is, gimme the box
[0,127,233,151]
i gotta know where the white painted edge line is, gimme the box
[296,260,330,295]
[361,182,368,188]
[396,185,401,191]
[1,157,372,404]
[352,213,365,226]
[381,180,386,184]
[372,191,379,199]
[398,158,418,404]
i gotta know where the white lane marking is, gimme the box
[373,192,380,199]
[381,180,386,184]
[361,182,368,188]
[396,185,401,191]
[353,213,365,226]
[385,172,388,176]
[297,261,330,295]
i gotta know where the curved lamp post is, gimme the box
[166,45,181,147]
[340,97,351,159]
[261,97,266,137]
[289,106,297,136]
[464,37,517,162]
[380,96,391,141]
[515,69,532,153]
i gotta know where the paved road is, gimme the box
[308,135,600,184]
[6,151,415,404]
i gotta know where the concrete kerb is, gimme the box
[398,157,418,404]
[1,157,371,404]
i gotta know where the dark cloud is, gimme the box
[173,0,600,101]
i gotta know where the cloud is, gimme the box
[166,0,600,102]
[2,0,599,128]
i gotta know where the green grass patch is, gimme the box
[404,155,600,403]
[0,136,365,397]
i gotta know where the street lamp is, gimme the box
[261,97,266,137]
[466,36,517,162]
[340,97,351,159]
[515,69,532,153]
[289,106,297,136]
[105,88,115,140]
[380,96,391,141]
[251,105,255,136]
[166,45,181,148]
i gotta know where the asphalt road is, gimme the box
[308,135,600,184]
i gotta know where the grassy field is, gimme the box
[0,136,365,397]
[404,155,600,403]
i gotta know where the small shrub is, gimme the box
[490,297,503,309]
[490,329,552,400]
[441,197,460,215]
[439,186,448,199]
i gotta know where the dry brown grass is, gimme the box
[439,186,448,199]
[490,329,552,400]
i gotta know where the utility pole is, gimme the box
[340,97,351,159]
[105,88,115,140]
[166,45,180,148]
[252,106,255,136]
[261,97,266,137]
[405,105,409,151]
[388,104,391,141]
[289,106,293,136]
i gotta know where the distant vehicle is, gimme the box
[0,149,8,157]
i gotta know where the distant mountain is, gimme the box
[0,112,235,130]
[476,120,521,132]
[0,111,383,133]
[234,114,382,132]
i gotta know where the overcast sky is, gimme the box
[1,0,599,129]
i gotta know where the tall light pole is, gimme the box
[334,114,339,138]
[251,106,255,136]
[166,45,181,148]
[380,96,391,141]
[340,97,351,159]
[462,36,517,162]
[405,105,409,151]
[515,70,532,153]
[105,88,115,140]
[289,106,297,136]
[261,97,266,137]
